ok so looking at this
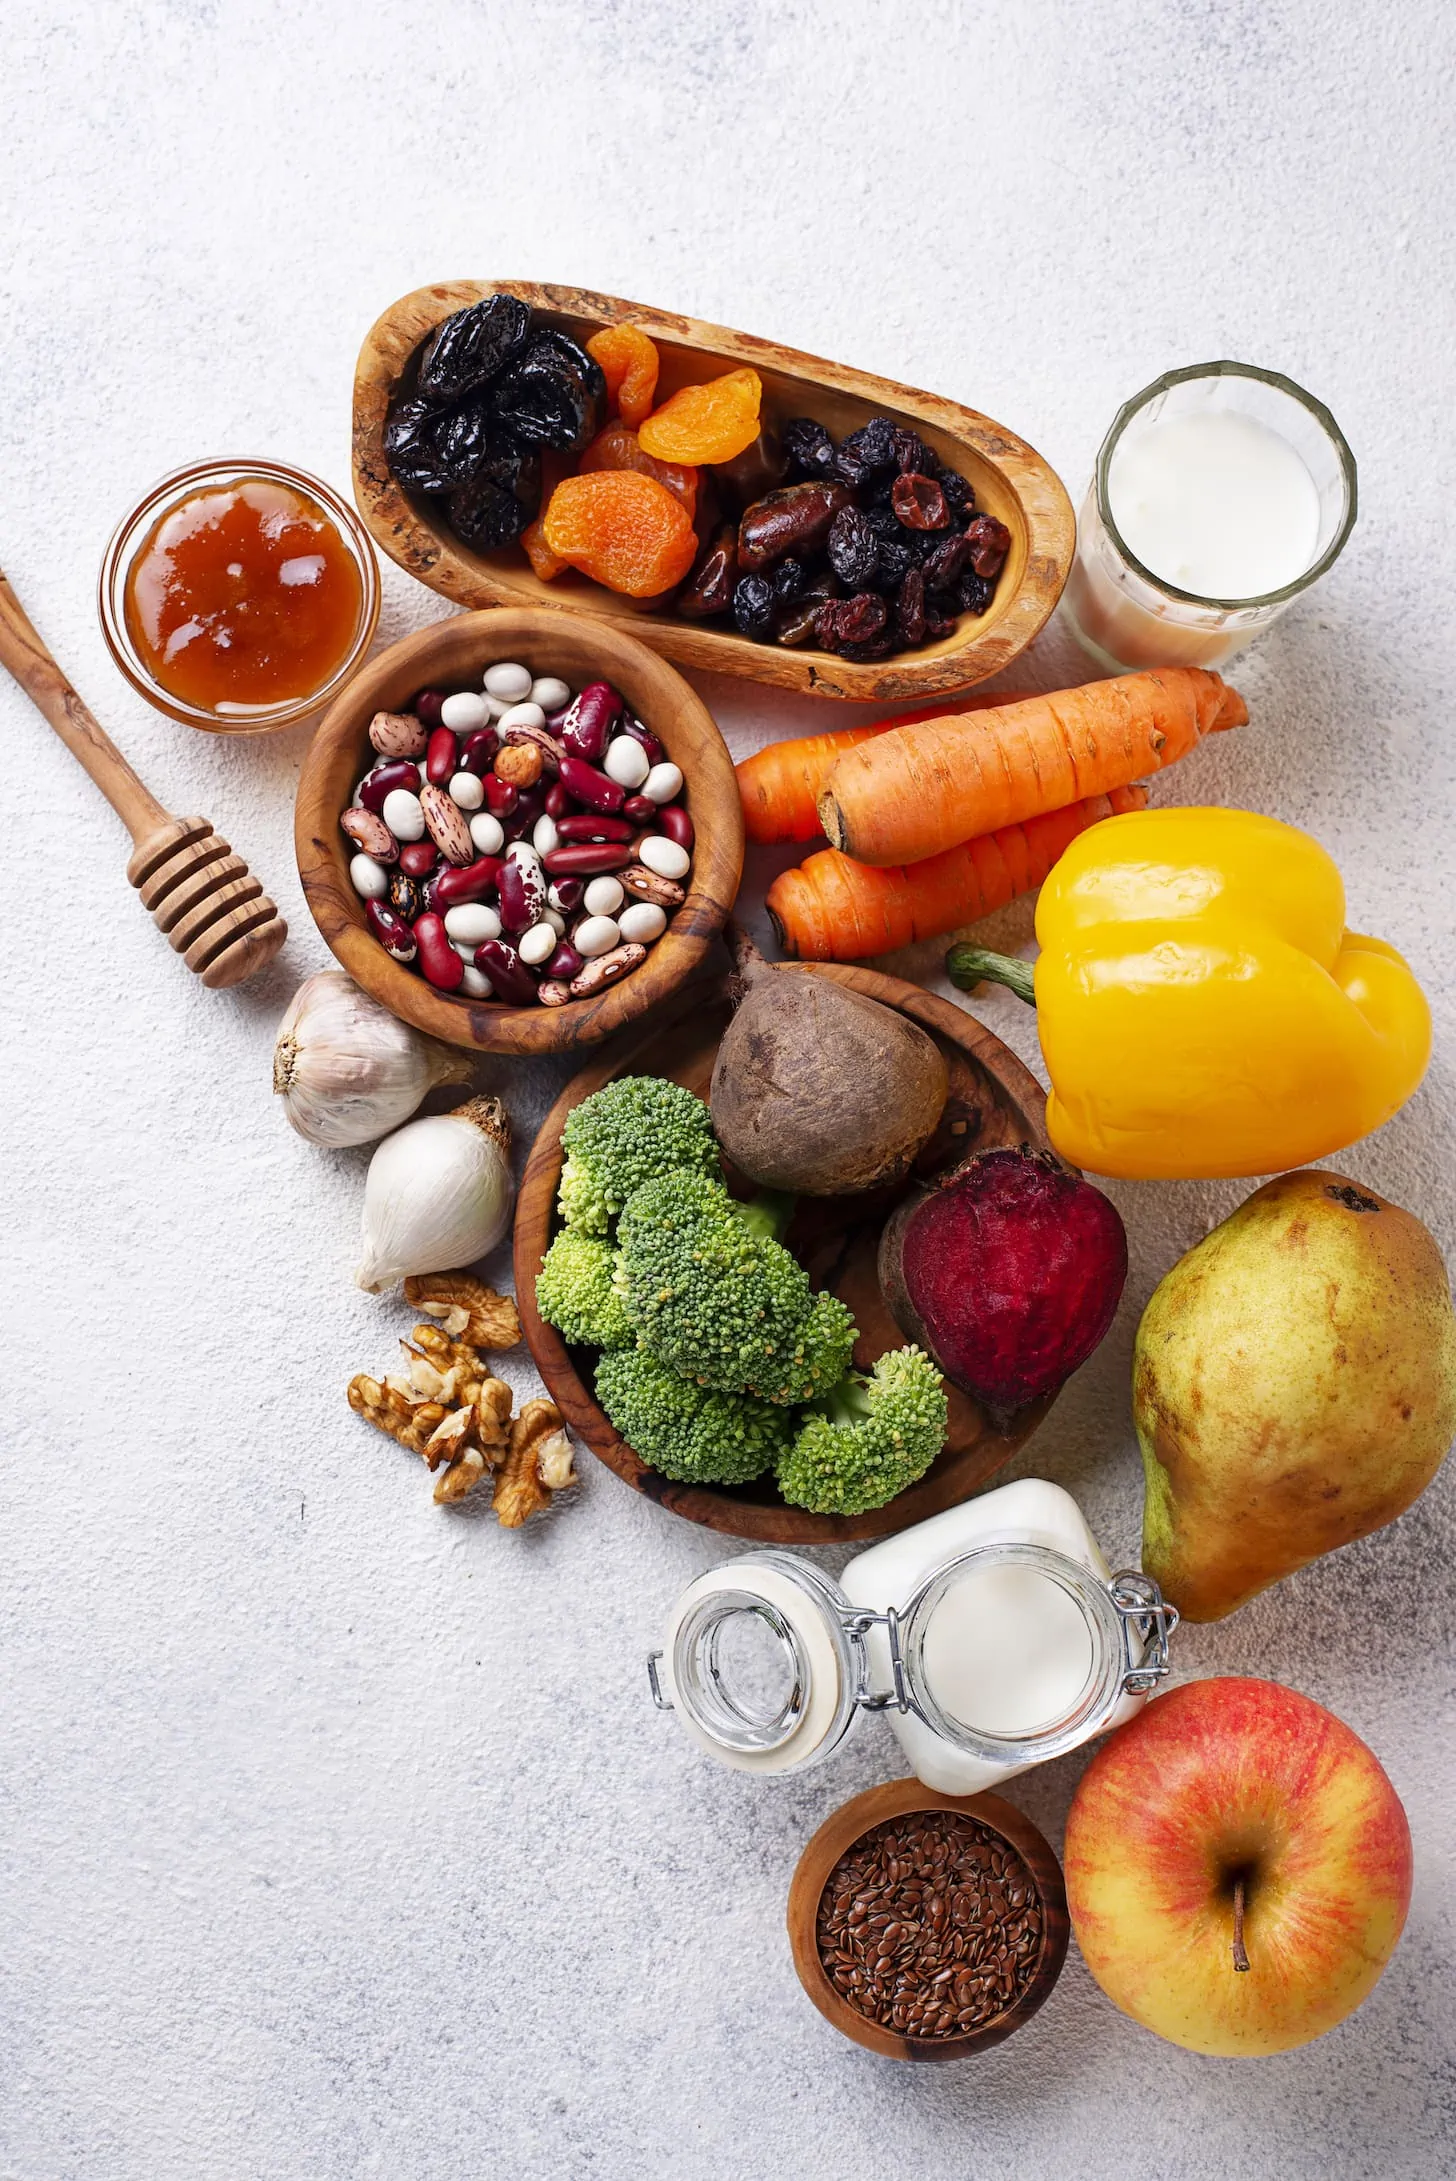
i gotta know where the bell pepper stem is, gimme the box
[945,944,1037,1007]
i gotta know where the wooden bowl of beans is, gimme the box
[296,607,743,1053]
[786,1780,1069,2059]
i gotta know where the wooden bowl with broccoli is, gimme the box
[514,964,1059,1543]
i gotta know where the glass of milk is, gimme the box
[1064,361,1357,672]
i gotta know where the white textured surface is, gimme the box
[3,5,1454,2177]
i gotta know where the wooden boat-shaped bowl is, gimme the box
[353,281,1075,704]
[514,965,1057,1543]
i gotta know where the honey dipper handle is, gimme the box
[0,567,169,840]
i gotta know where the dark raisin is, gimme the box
[827,506,881,589]
[677,523,738,620]
[733,573,778,640]
[839,633,898,661]
[816,592,888,653]
[935,464,976,521]
[488,330,604,452]
[892,473,950,530]
[383,396,456,495]
[781,417,838,480]
[894,567,926,648]
[862,503,903,540]
[770,557,806,605]
[775,598,825,647]
[837,416,899,479]
[866,537,915,590]
[922,532,972,592]
[957,569,995,616]
[890,426,933,474]
[965,515,1013,578]
[417,294,531,406]
[924,600,958,640]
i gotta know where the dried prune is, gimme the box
[737,482,851,570]
[890,426,932,474]
[733,573,778,639]
[781,417,837,480]
[489,330,605,453]
[384,395,456,495]
[418,294,531,406]
[922,532,972,592]
[957,569,995,616]
[677,523,738,619]
[965,515,1013,578]
[815,592,888,653]
[827,505,881,589]
[770,557,806,605]
[712,427,788,511]
[892,473,950,530]
[894,568,927,649]
[449,438,541,548]
[833,417,899,489]
[432,397,504,489]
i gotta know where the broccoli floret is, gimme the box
[595,1347,793,1485]
[777,1347,948,1515]
[616,1171,857,1404]
[535,1229,635,1349]
[557,1076,719,1236]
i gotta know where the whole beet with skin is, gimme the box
[879,1147,1127,1424]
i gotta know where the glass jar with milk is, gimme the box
[646,1479,1178,1794]
[1064,360,1357,672]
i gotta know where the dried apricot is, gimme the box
[541,472,698,598]
[638,368,763,465]
[578,422,698,518]
[521,513,567,581]
[586,324,660,428]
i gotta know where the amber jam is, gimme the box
[123,477,365,715]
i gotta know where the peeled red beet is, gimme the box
[878,1147,1127,1424]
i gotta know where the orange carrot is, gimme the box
[766,787,1150,961]
[818,669,1246,868]
[736,691,1034,843]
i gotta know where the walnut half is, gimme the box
[493,1399,578,1528]
[403,1274,521,1350]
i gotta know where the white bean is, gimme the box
[449,770,485,811]
[483,661,533,701]
[459,964,493,999]
[484,693,512,720]
[450,939,476,963]
[381,788,426,842]
[496,700,546,735]
[574,915,621,958]
[529,675,571,713]
[583,875,625,918]
[603,735,650,789]
[469,811,506,856]
[641,762,684,805]
[444,903,502,946]
[618,901,667,944]
[441,691,489,732]
[348,852,390,901]
[532,814,560,857]
[518,921,559,967]
[637,833,691,880]
[543,908,566,937]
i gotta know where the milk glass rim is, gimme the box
[1094,360,1358,612]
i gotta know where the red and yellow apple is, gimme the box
[1064,1677,1412,2056]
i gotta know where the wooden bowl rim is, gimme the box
[351,279,1075,703]
[512,963,1056,1542]
[786,1780,1069,2060]
[295,606,744,1055]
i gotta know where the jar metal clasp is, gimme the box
[1109,1570,1180,1693]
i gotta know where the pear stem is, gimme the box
[1231,1876,1251,1973]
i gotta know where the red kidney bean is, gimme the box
[473,939,539,1007]
[425,726,459,786]
[543,842,633,877]
[459,726,500,776]
[554,812,635,844]
[414,911,464,992]
[359,758,421,814]
[549,877,584,914]
[413,689,449,730]
[366,899,417,962]
[498,854,546,934]
[544,779,571,820]
[503,787,545,843]
[620,717,665,768]
[484,775,519,818]
[430,855,503,910]
[621,794,656,826]
[559,757,625,813]
[656,804,694,852]
[398,839,439,880]
[545,942,584,981]
[557,680,622,763]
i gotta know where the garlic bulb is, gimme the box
[356,1097,514,1292]
[274,971,471,1147]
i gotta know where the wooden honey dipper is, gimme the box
[0,569,287,988]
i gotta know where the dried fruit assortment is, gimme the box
[341,662,693,1009]
[384,293,1007,658]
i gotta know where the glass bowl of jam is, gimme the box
[99,458,380,733]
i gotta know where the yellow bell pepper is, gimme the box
[948,808,1431,1180]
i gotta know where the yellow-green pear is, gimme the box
[1134,1169,1456,1620]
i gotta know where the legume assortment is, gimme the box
[341,665,692,1007]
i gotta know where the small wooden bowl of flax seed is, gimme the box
[787,1780,1069,2060]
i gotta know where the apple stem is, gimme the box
[1231,1876,1251,1973]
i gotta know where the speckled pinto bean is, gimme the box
[368,709,429,758]
[569,942,646,996]
[425,726,459,786]
[472,939,539,1006]
[429,855,503,911]
[542,842,634,878]
[419,782,475,865]
[342,805,398,862]
[359,759,422,814]
[414,911,465,991]
[558,757,626,814]
[366,899,416,960]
